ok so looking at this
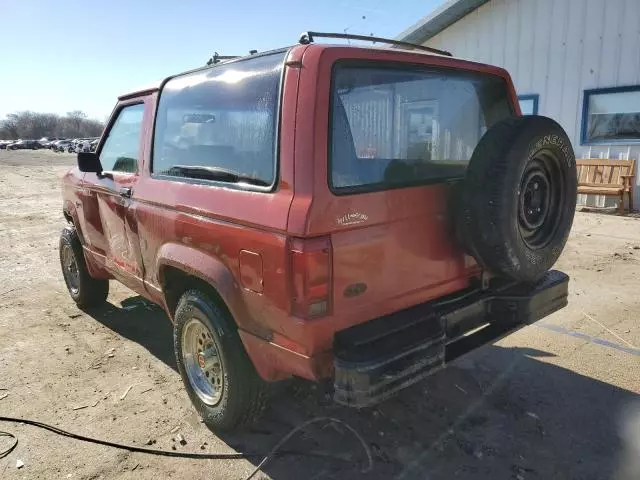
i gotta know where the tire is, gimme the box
[59,226,109,308]
[458,116,577,282]
[173,290,269,431]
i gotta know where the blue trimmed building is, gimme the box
[397,0,640,208]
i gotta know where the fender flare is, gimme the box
[62,199,112,279]
[155,243,264,336]
[62,199,86,244]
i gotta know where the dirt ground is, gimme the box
[0,149,638,480]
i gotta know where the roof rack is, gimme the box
[206,50,261,66]
[298,31,452,57]
[206,52,241,66]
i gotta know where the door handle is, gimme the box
[119,187,132,198]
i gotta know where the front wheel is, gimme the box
[173,290,269,431]
[59,227,109,308]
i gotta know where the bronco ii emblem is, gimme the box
[337,212,369,226]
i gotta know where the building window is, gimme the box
[518,94,539,115]
[581,86,640,144]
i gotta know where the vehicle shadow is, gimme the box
[87,296,177,371]
[83,299,638,480]
[219,343,638,480]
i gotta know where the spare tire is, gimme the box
[459,116,577,282]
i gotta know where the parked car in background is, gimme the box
[89,138,99,152]
[75,139,90,153]
[42,137,64,148]
[71,138,96,153]
[52,140,73,152]
[0,140,15,149]
[68,140,81,153]
[7,140,41,150]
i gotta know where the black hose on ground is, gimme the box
[0,415,373,479]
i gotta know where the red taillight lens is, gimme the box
[290,236,332,319]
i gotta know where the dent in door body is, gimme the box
[79,98,153,291]
[83,172,142,291]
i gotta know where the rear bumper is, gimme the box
[333,270,569,407]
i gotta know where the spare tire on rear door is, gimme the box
[458,116,577,283]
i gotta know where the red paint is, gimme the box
[62,44,517,382]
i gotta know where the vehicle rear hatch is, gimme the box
[297,52,514,323]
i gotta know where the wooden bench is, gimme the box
[576,159,635,214]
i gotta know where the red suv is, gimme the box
[60,32,576,430]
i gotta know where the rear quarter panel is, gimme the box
[132,195,292,338]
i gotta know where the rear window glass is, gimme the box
[152,51,286,187]
[330,64,513,192]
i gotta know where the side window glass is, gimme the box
[152,52,285,187]
[99,104,145,173]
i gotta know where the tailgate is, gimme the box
[293,49,514,323]
[328,184,475,317]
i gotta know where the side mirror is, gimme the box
[77,152,102,173]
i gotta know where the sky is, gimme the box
[0,0,444,121]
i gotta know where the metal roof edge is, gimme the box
[395,0,490,44]
[118,81,162,100]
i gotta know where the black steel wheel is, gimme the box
[517,151,565,250]
[458,116,577,282]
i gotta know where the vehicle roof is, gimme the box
[320,42,451,57]
[117,42,503,100]
[118,80,162,100]
[117,47,290,100]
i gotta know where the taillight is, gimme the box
[290,236,332,319]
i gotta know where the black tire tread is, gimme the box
[59,226,109,308]
[461,116,524,273]
[459,116,576,282]
[174,290,269,430]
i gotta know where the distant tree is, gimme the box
[32,113,59,138]
[0,110,104,140]
[65,110,87,134]
[0,114,19,139]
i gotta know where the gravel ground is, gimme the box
[0,149,638,480]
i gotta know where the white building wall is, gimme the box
[423,0,640,207]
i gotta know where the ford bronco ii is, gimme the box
[60,32,576,430]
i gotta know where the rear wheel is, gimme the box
[173,290,269,431]
[458,116,577,282]
[59,227,109,308]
